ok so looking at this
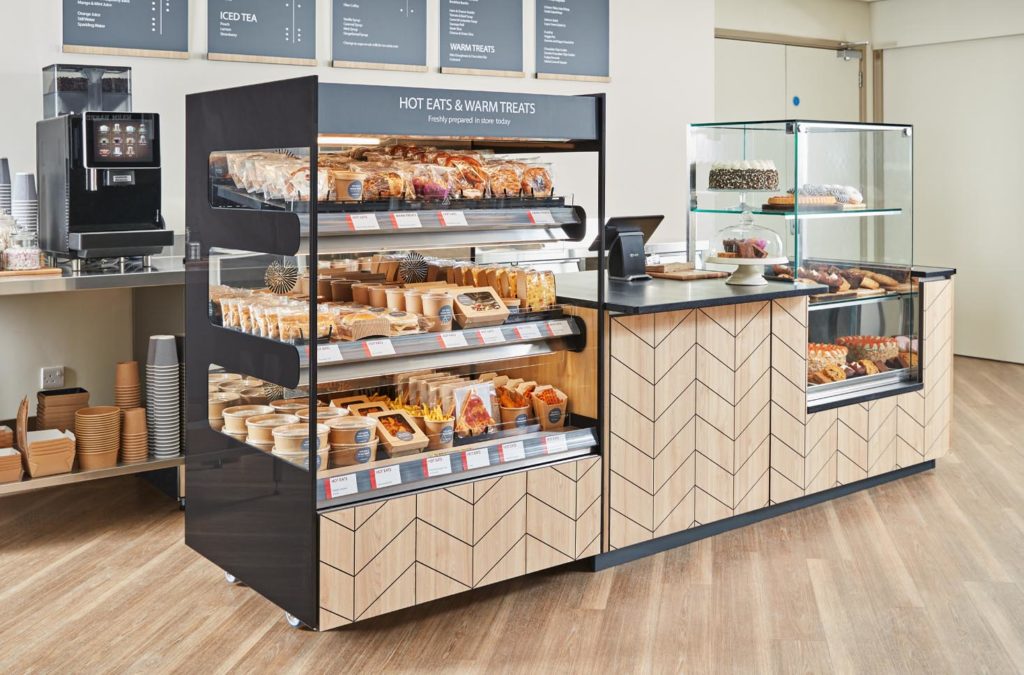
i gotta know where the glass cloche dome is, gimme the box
[706,214,787,286]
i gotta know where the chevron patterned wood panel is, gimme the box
[898,278,954,467]
[319,456,602,629]
[769,296,840,504]
[608,310,697,549]
[694,301,771,524]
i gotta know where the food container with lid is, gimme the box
[272,423,330,453]
[222,404,275,433]
[245,413,300,442]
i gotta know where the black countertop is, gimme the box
[555,271,825,315]
[911,265,957,279]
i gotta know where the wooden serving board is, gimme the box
[0,267,63,279]
[649,270,730,282]
[646,262,695,274]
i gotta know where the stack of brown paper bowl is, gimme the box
[74,406,121,471]
[120,407,148,464]
[36,388,90,432]
[114,361,141,409]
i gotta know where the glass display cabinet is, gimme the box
[689,120,918,410]
[186,77,604,630]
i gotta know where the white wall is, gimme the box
[0,0,714,244]
[716,0,871,43]
[882,34,1024,363]
[871,0,1024,48]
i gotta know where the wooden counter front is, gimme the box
[604,277,955,554]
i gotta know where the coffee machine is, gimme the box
[37,65,173,268]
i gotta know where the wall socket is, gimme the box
[41,366,65,390]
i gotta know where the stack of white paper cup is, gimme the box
[0,159,11,216]
[12,172,38,236]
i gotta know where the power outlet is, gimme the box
[41,366,65,390]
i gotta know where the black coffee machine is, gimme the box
[37,110,173,268]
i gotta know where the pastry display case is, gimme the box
[186,77,604,629]
[689,120,919,409]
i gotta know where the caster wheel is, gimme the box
[224,571,239,585]
[179,498,186,511]
[285,613,304,629]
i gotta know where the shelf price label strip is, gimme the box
[319,429,598,503]
[439,211,469,227]
[347,213,380,231]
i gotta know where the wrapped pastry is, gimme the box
[516,270,556,311]
[412,164,456,200]
[363,169,407,200]
[284,166,332,202]
[521,164,554,198]
[488,162,524,198]
[446,156,489,199]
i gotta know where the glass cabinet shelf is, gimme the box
[691,206,903,220]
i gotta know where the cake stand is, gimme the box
[705,256,789,286]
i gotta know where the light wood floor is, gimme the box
[1,356,1022,674]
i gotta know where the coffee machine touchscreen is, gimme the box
[84,113,160,169]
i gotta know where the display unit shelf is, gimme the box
[691,206,902,220]
[316,426,597,508]
[185,76,605,630]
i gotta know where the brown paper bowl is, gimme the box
[209,392,242,420]
[245,413,300,442]
[500,405,532,430]
[297,407,349,423]
[329,439,379,467]
[326,416,378,445]
[222,405,276,433]
[272,423,329,453]
[424,418,455,450]
[78,448,118,471]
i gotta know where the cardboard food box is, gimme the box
[532,386,568,430]
[16,397,75,478]
[0,447,24,484]
[349,402,391,417]
[330,395,370,410]
[368,410,429,456]
[453,288,510,328]
[0,425,13,448]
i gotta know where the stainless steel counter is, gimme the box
[0,255,185,297]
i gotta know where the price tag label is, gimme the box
[464,447,490,470]
[391,212,422,229]
[423,455,453,477]
[547,320,573,337]
[316,344,343,363]
[515,324,543,340]
[363,339,396,358]
[439,211,468,227]
[529,210,556,225]
[327,474,357,499]
[437,332,469,349]
[499,440,526,463]
[370,465,402,489]
[347,213,380,231]
[477,327,506,344]
[544,434,569,455]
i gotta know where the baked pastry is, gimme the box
[521,166,554,198]
[489,165,523,197]
[722,238,770,259]
[767,194,837,207]
[814,364,847,383]
[852,269,902,289]
[898,351,918,369]
[808,343,849,374]
[363,171,405,200]
[872,360,890,373]
[808,370,831,385]
[385,311,421,336]
[337,312,391,341]
[859,359,880,375]
[836,336,899,362]
[709,160,779,190]
[796,184,864,205]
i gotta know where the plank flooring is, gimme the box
[1,356,1022,674]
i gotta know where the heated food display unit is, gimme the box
[185,77,605,630]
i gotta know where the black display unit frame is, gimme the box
[184,76,606,629]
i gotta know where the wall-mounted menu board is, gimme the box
[208,0,316,66]
[441,0,524,78]
[62,0,189,59]
[332,0,427,72]
[536,0,610,82]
